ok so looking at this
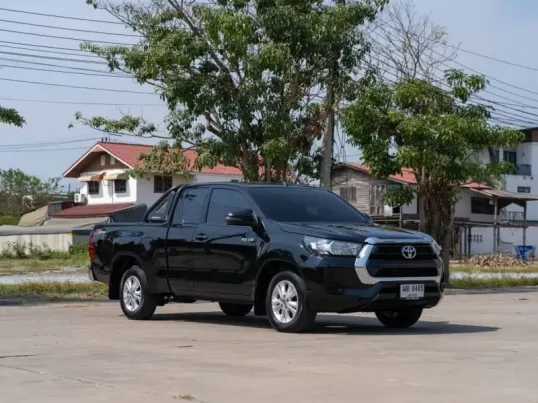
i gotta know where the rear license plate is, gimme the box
[400,284,424,300]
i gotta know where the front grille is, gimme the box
[373,266,439,277]
[369,243,436,261]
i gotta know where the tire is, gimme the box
[375,308,423,329]
[219,302,253,317]
[265,271,316,333]
[119,266,157,320]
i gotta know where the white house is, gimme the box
[52,141,242,219]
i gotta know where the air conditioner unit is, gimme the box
[74,193,87,204]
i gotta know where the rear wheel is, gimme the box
[119,266,157,320]
[266,271,316,333]
[375,308,423,329]
[219,302,253,317]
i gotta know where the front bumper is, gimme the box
[305,237,445,314]
[308,281,443,314]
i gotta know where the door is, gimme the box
[166,186,210,294]
[191,188,258,296]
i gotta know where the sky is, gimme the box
[1,0,538,189]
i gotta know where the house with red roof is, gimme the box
[332,162,538,256]
[53,141,242,219]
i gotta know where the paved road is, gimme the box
[1,293,537,403]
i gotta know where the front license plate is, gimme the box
[400,284,425,300]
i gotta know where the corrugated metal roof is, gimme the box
[340,163,488,189]
[469,188,538,201]
[50,203,134,218]
[64,142,243,177]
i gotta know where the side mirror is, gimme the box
[146,212,167,223]
[226,209,258,228]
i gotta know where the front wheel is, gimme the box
[375,308,423,329]
[266,271,316,333]
[219,302,253,317]
[119,266,157,320]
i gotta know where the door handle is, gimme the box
[195,234,208,241]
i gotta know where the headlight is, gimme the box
[431,240,442,256]
[304,236,364,256]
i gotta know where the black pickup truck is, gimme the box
[89,183,445,333]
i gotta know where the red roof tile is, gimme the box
[343,163,490,189]
[50,203,134,218]
[64,142,243,177]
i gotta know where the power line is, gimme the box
[0,138,100,149]
[0,77,155,95]
[0,56,126,76]
[0,50,112,65]
[0,7,126,25]
[0,18,140,38]
[0,40,94,54]
[372,21,538,106]
[0,64,132,79]
[0,43,102,59]
[0,146,89,153]
[0,28,134,46]
[0,97,164,107]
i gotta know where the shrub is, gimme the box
[0,216,19,226]
[0,241,87,260]
[68,243,87,256]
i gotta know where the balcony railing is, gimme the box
[500,210,525,222]
[515,164,532,176]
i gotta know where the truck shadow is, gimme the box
[151,311,499,335]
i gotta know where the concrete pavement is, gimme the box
[1,293,537,403]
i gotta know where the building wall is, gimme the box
[136,172,242,207]
[463,226,538,255]
[331,167,398,215]
[79,169,137,205]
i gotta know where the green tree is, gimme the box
[0,169,62,217]
[74,0,386,182]
[0,106,25,127]
[341,70,523,279]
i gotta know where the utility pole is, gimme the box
[320,55,337,190]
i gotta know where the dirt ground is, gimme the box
[1,292,537,403]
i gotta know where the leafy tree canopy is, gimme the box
[0,169,62,217]
[0,106,25,127]
[341,69,523,273]
[75,0,387,181]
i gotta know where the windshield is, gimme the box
[248,186,369,223]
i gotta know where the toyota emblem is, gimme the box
[401,245,417,259]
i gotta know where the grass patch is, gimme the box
[0,242,88,275]
[452,264,538,273]
[450,276,538,289]
[0,281,107,302]
[0,256,89,275]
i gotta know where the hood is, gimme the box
[278,222,432,243]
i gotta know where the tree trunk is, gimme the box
[417,186,455,285]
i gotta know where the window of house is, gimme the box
[114,179,127,193]
[206,189,251,225]
[154,175,173,193]
[493,149,500,162]
[339,186,357,203]
[100,155,106,166]
[471,197,494,215]
[369,185,386,216]
[110,156,116,165]
[518,186,531,193]
[88,181,100,195]
[503,151,517,165]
